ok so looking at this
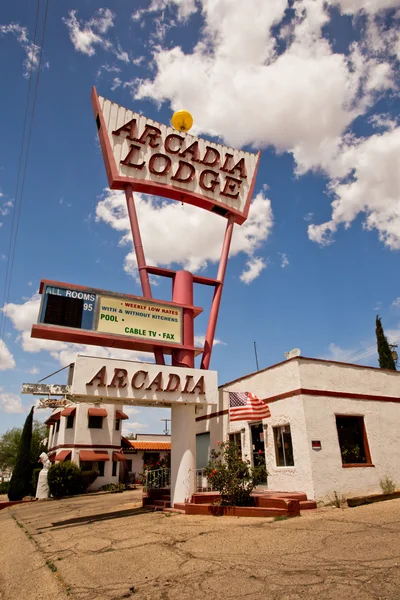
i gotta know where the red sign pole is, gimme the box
[124,183,165,366]
[172,271,194,369]
[200,214,235,370]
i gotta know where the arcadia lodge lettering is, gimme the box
[112,119,248,202]
[86,366,206,395]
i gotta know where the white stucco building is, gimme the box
[45,403,171,490]
[121,434,171,482]
[46,402,128,489]
[195,357,400,501]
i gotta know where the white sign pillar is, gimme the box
[170,403,196,506]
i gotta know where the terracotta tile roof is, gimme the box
[126,441,171,451]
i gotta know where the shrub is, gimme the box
[100,483,125,493]
[48,462,82,497]
[0,481,9,494]
[380,475,396,494]
[79,470,98,492]
[327,490,345,508]
[204,441,267,506]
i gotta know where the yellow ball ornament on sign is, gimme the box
[171,110,193,133]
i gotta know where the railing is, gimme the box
[144,468,171,490]
[195,469,213,493]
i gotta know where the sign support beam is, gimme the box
[125,183,165,366]
[201,214,235,370]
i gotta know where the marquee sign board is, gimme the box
[92,88,261,225]
[32,280,202,354]
[71,355,218,407]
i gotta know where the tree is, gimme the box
[376,316,396,371]
[8,407,35,500]
[0,421,47,471]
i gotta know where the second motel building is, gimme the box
[196,357,400,501]
[45,356,400,501]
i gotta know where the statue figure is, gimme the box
[35,452,51,499]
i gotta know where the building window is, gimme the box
[126,459,132,472]
[196,432,210,469]
[66,414,75,429]
[115,419,120,431]
[88,415,103,429]
[80,461,92,472]
[336,416,371,465]
[228,432,242,454]
[55,420,60,433]
[274,425,294,467]
[112,461,117,477]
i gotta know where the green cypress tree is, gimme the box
[8,406,34,500]
[375,316,396,371]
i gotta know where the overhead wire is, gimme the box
[0,0,49,366]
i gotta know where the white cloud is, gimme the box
[239,257,267,284]
[63,9,114,56]
[0,340,16,371]
[194,335,226,347]
[392,298,400,307]
[133,0,398,251]
[114,45,129,63]
[280,253,289,268]
[95,189,273,282]
[0,391,24,413]
[331,0,400,15]
[308,127,400,249]
[0,200,13,216]
[110,77,122,91]
[123,420,148,432]
[321,341,377,364]
[132,0,197,23]
[0,23,42,77]
[26,366,39,375]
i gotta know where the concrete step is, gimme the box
[299,500,317,510]
[173,503,186,511]
[153,499,170,507]
[162,507,184,514]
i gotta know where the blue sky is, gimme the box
[0,0,399,435]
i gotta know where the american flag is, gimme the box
[229,392,271,422]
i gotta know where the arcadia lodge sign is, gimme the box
[92,89,261,225]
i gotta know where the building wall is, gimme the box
[298,358,400,397]
[196,358,400,500]
[47,401,125,489]
[303,394,400,499]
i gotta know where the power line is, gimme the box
[0,0,49,366]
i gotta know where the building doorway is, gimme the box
[250,422,267,484]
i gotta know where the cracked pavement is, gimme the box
[1,491,400,599]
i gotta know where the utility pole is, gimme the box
[254,341,259,371]
[160,418,171,435]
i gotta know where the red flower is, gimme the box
[217,441,221,445]
[258,450,263,454]
[213,469,217,474]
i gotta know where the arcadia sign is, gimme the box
[71,356,218,407]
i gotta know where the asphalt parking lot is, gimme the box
[1,490,400,600]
